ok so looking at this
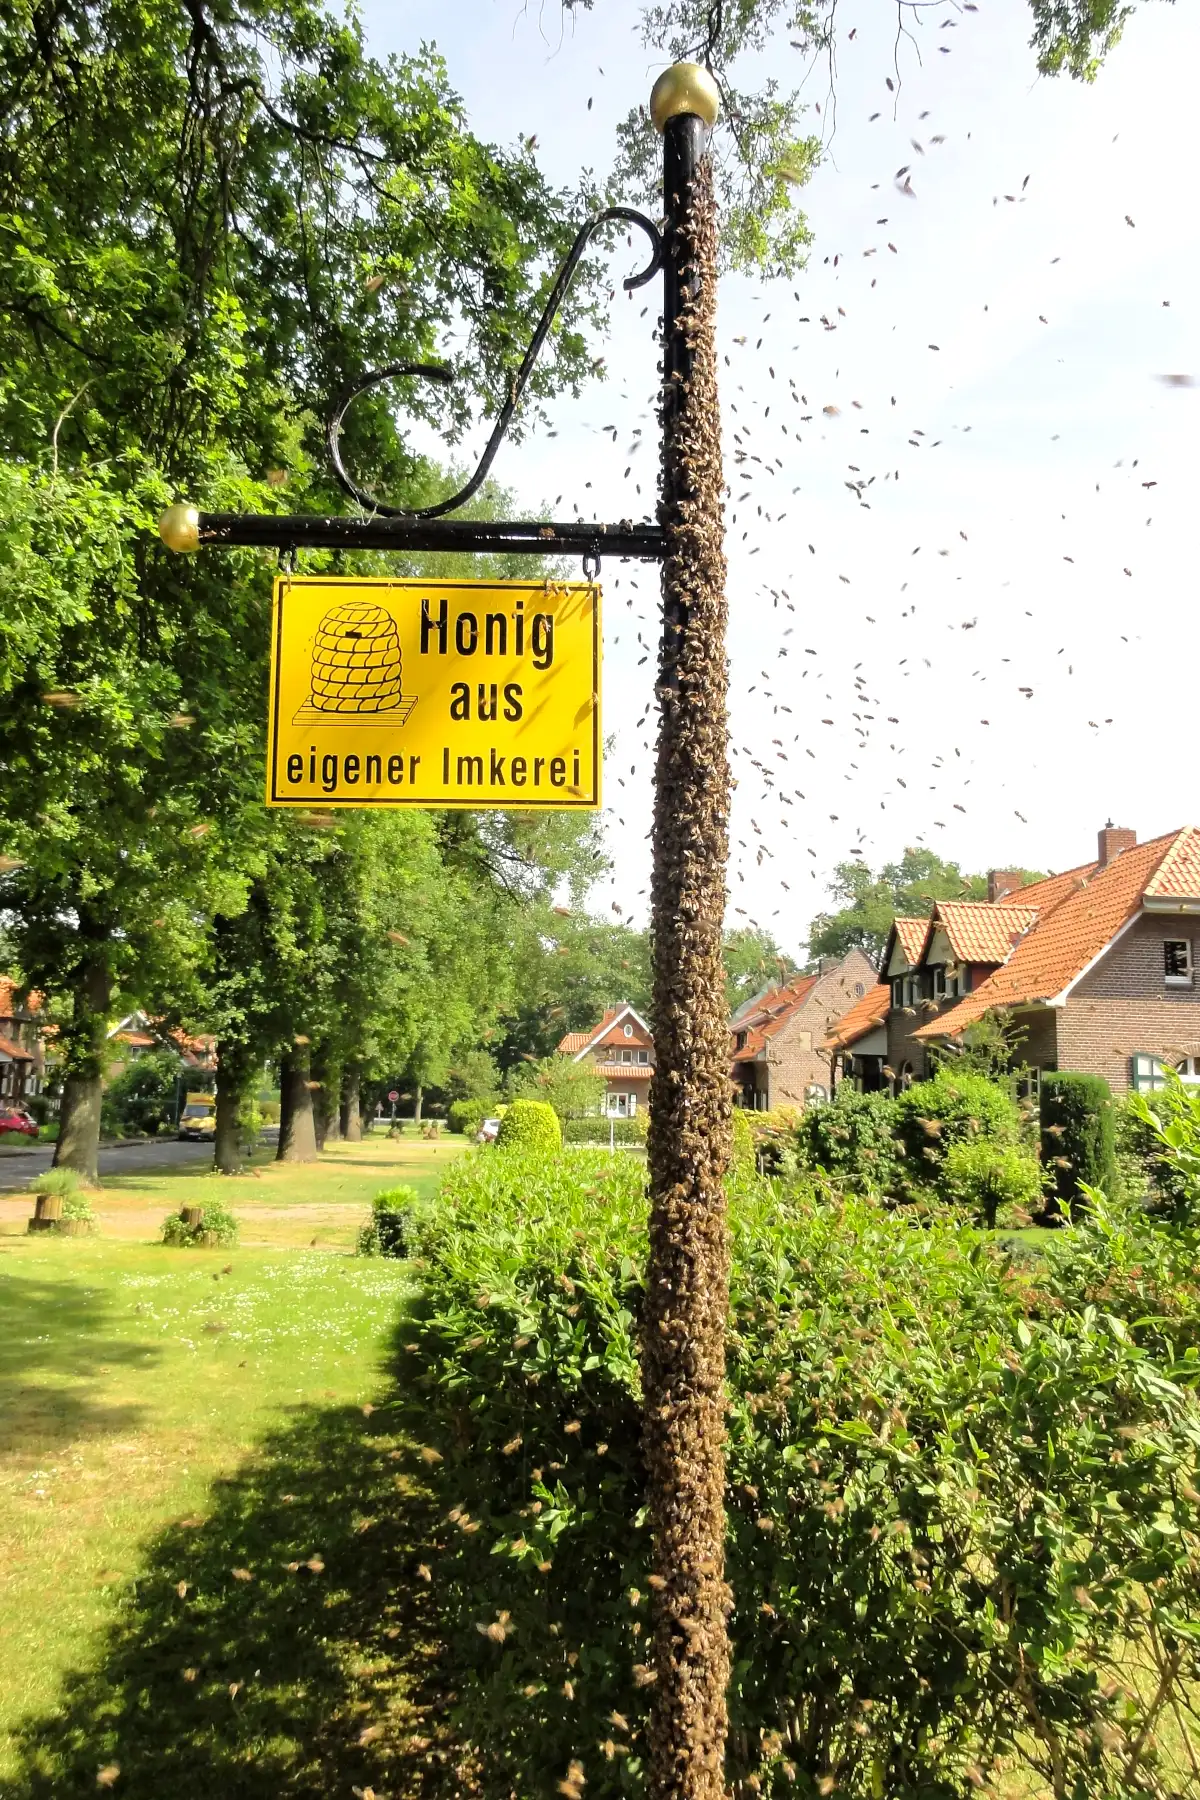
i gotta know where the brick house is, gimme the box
[0,977,45,1106]
[556,1004,655,1118]
[730,948,878,1110]
[825,823,1200,1095]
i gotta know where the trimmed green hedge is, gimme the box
[495,1098,562,1154]
[356,1184,419,1256]
[1040,1070,1117,1208]
[561,1115,647,1146]
[408,1152,1200,1798]
[891,1068,1021,1187]
[447,1097,498,1136]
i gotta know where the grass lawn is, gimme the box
[0,1137,467,1796]
[0,1132,466,1251]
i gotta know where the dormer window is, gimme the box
[1165,940,1193,987]
[932,966,946,1000]
[735,1030,747,1050]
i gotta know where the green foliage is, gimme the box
[943,1137,1045,1229]
[1124,1075,1200,1222]
[1040,1071,1118,1208]
[447,1049,501,1104]
[410,1150,1200,1798]
[893,1069,1022,1189]
[723,926,800,1011]
[730,1106,756,1181]
[794,1085,903,1191]
[447,1097,498,1137]
[509,1053,606,1121]
[495,1099,562,1154]
[561,1115,648,1146]
[61,1192,97,1224]
[32,1167,80,1200]
[161,1202,239,1248]
[101,1048,182,1139]
[807,853,1048,962]
[356,1185,419,1258]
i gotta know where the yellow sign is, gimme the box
[266,576,601,810]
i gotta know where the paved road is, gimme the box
[0,1137,228,1191]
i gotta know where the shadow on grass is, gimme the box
[2,1319,474,1800]
[0,1275,159,1457]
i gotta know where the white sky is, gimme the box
[361,0,1199,956]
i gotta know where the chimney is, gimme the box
[1097,821,1136,867]
[987,869,1023,903]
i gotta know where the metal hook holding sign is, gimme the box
[325,205,663,520]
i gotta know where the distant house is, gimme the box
[556,1004,654,1118]
[730,948,877,1110]
[108,1013,217,1074]
[0,977,45,1106]
[825,823,1200,1095]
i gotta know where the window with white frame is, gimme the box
[1165,940,1193,986]
[623,1022,634,1037]
[638,1049,648,1063]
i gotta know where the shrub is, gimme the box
[161,1201,239,1247]
[36,1122,59,1143]
[942,1136,1044,1228]
[1040,1070,1117,1209]
[32,1167,80,1200]
[101,1048,183,1138]
[409,1151,1200,1800]
[794,1084,902,1190]
[892,1068,1021,1190]
[61,1192,96,1223]
[495,1098,561,1154]
[561,1115,647,1146]
[356,1184,419,1257]
[729,1105,756,1180]
[1122,1075,1200,1223]
[447,1097,497,1136]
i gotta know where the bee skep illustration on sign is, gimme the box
[266,576,600,810]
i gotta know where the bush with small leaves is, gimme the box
[561,1115,648,1146]
[161,1201,239,1247]
[1040,1071,1118,1211]
[943,1136,1045,1229]
[448,1097,498,1136]
[892,1069,1021,1192]
[410,1149,1200,1800]
[32,1167,81,1201]
[356,1184,419,1257]
[794,1084,902,1191]
[494,1098,562,1155]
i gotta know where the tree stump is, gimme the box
[28,1193,63,1231]
[181,1206,205,1231]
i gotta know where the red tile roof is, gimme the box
[997,862,1095,915]
[892,917,928,965]
[916,829,1200,1040]
[928,901,1039,966]
[0,977,40,1017]
[0,1034,33,1061]
[730,972,821,1062]
[822,983,890,1052]
[557,1006,646,1057]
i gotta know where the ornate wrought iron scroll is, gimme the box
[324,206,663,521]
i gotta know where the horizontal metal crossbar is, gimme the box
[192,512,665,561]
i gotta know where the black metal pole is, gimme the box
[159,507,663,562]
[642,62,732,1800]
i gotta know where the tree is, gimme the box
[508,1053,606,1120]
[723,926,799,1012]
[807,852,1046,963]
[493,906,653,1071]
[597,0,1155,275]
[0,0,607,1178]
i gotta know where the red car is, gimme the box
[0,1105,38,1139]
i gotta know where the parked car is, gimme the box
[475,1117,502,1144]
[0,1105,38,1140]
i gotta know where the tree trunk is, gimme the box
[311,1045,341,1151]
[413,1083,423,1125]
[214,1038,255,1175]
[642,138,732,1800]
[339,1065,362,1142]
[53,949,112,1188]
[276,1044,317,1162]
